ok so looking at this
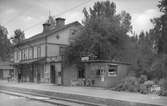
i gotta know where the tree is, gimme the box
[12,29,25,45]
[0,25,12,61]
[65,1,132,64]
[158,0,167,13]
[144,0,167,79]
[127,31,155,78]
[152,0,167,54]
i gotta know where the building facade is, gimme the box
[13,16,82,84]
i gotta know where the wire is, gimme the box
[24,0,93,32]
[5,7,33,25]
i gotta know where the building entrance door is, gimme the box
[50,65,56,84]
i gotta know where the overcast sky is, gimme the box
[0,0,161,38]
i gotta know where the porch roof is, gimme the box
[13,57,46,65]
[0,61,13,69]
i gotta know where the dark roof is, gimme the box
[16,21,82,46]
[81,60,131,65]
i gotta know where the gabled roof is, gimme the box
[16,21,82,46]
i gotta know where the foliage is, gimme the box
[114,76,156,94]
[12,29,25,45]
[0,25,12,61]
[138,75,148,84]
[65,1,132,65]
[127,31,155,78]
[126,0,167,79]
[158,0,167,13]
[159,78,167,96]
[159,88,167,96]
[159,78,167,89]
[114,76,139,92]
[151,0,167,54]
[139,84,148,94]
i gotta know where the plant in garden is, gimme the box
[114,76,139,92]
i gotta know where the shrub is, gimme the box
[159,78,167,89]
[139,84,148,94]
[144,80,154,87]
[139,75,147,84]
[114,76,139,92]
[159,78,167,96]
[159,88,167,96]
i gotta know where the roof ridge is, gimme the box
[18,21,81,45]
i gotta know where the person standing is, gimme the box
[18,71,21,83]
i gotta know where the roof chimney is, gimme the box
[43,23,50,32]
[56,17,65,27]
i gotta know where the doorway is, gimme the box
[50,65,56,84]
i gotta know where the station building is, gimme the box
[13,16,82,84]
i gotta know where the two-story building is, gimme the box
[13,16,82,84]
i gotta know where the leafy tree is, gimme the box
[12,29,25,45]
[65,1,132,65]
[146,0,167,79]
[127,31,155,78]
[152,0,167,54]
[158,0,167,13]
[0,25,12,61]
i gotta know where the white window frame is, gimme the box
[108,64,118,77]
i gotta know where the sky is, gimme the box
[0,0,162,38]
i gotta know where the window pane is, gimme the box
[108,65,118,77]
[37,47,41,58]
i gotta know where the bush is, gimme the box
[139,84,148,94]
[159,78,167,89]
[159,88,167,96]
[159,78,167,96]
[139,75,147,84]
[114,76,139,92]
[144,80,154,87]
[114,76,167,96]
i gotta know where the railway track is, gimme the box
[0,86,107,106]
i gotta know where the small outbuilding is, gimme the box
[82,60,130,88]
[0,61,14,80]
[63,60,130,88]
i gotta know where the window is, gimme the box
[28,48,33,59]
[25,48,28,60]
[21,49,26,60]
[96,69,101,76]
[59,47,65,56]
[78,69,85,79]
[16,51,19,60]
[96,69,105,76]
[23,49,26,60]
[18,51,21,61]
[34,47,37,58]
[108,64,118,77]
[37,47,41,58]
